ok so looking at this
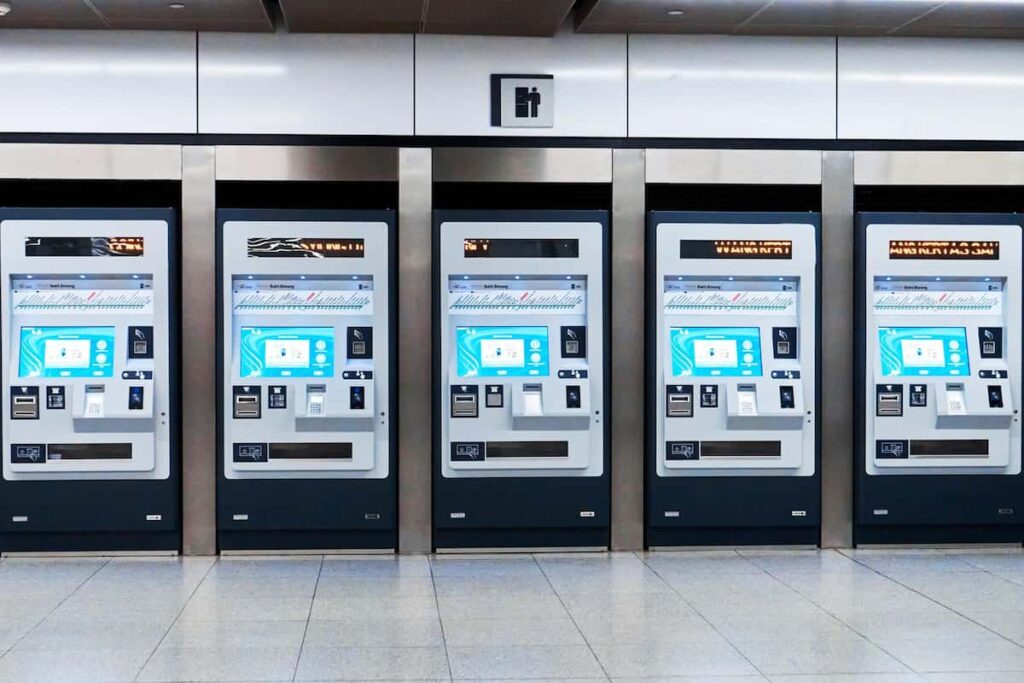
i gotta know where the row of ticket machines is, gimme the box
[0,207,1020,552]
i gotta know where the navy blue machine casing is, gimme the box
[646,211,822,547]
[0,207,180,553]
[216,209,397,551]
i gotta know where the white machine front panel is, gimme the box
[865,223,1022,475]
[655,221,817,478]
[221,220,390,480]
[1,220,172,480]
[439,220,604,479]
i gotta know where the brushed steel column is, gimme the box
[180,146,218,556]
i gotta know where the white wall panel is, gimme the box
[0,31,196,134]
[839,38,1024,141]
[415,32,627,137]
[199,33,413,136]
[629,36,837,140]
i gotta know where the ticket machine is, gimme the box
[647,212,820,546]
[0,208,178,552]
[857,213,1022,544]
[435,210,608,549]
[218,210,395,551]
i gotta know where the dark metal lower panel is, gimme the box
[435,527,609,550]
[0,479,180,552]
[0,530,179,553]
[647,475,821,545]
[218,529,394,552]
[217,477,396,550]
[855,473,1023,545]
[433,475,610,550]
[648,525,819,548]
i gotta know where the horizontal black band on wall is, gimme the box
[7,133,1024,153]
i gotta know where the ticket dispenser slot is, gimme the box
[217,210,394,552]
[0,209,176,552]
[436,210,608,550]
[649,211,820,548]
[857,213,1023,545]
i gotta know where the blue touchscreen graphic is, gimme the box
[456,326,549,377]
[19,327,115,378]
[240,327,334,378]
[878,327,970,377]
[670,327,763,377]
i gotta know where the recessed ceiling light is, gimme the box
[168,2,186,8]
[667,9,684,16]
[0,3,12,17]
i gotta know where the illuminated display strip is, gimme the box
[12,290,154,314]
[448,289,586,314]
[873,291,1002,315]
[664,291,797,315]
[233,290,373,315]
[888,240,999,260]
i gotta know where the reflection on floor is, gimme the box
[3,549,1024,681]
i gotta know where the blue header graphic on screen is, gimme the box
[671,327,763,377]
[240,327,334,378]
[457,326,549,377]
[878,327,970,377]
[19,327,116,378]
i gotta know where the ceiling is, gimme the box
[1,0,1024,39]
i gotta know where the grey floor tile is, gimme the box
[432,575,554,598]
[314,576,439,598]
[442,616,585,647]
[295,646,450,681]
[207,557,323,579]
[923,674,1024,682]
[639,550,765,576]
[612,677,767,683]
[769,675,926,682]
[739,549,868,575]
[160,618,309,649]
[430,557,543,579]
[560,589,700,622]
[707,612,861,643]
[321,556,433,579]
[437,593,568,620]
[137,646,300,682]
[590,641,759,677]
[0,620,38,651]
[303,617,444,647]
[734,637,911,675]
[881,637,1024,673]
[573,613,727,645]
[12,618,169,651]
[447,644,605,680]
[961,610,1024,643]
[835,610,993,642]
[192,576,319,598]
[311,595,440,620]
[0,597,61,622]
[0,647,151,682]
[178,595,313,622]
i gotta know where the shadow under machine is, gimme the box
[0,208,179,552]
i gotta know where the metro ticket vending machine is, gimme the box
[435,210,609,549]
[0,208,178,552]
[648,212,820,546]
[218,210,395,551]
[857,213,1023,544]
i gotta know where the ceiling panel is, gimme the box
[746,0,941,28]
[91,0,272,31]
[902,1,1024,31]
[279,0,422,33]
[423,0,575,37]
[576,0,768,33]
[0,0,107,29]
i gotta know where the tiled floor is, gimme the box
[4,550,1024,681]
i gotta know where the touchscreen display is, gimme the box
[19,327,115,378]
[456,326,549,377]
[670,327,762,377]
[879,327,969,377]
[240,327,334,378]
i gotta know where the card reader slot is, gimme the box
[699,441,782,458]
[46,443,132,460]
[910,439,989,457]
[486,441,569,459]
[877,393,903,416]
[268,442,354,460]
[11,396,38,418]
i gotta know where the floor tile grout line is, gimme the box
[634,549,768,679]
[834,548,1024,652]
[1,556,112,659]
[130,555,220,682]
[290,554,325,682]
[754,549,923,675]
[530,552,612,682]
[428,555,456,682]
